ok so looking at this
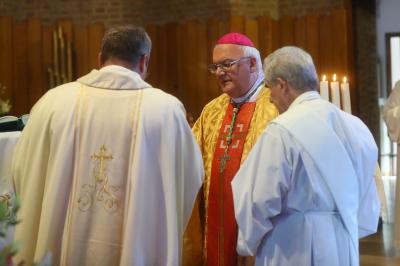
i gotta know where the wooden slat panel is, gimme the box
[73,25,89,78]
[182,21,199,117]
[196,21,208,117]
[306,13,320,73]
[294,16,307,49]
[318,14,333,77]
[206,18,221,102]
[156,24,167,91]
[342,8,356,112]
[12,21,29,116]
[27,17,43,108]
[245,17,259,48]
[270,19,280,53]
[42,25,54,91]
[87,23,104,70]
[280,16,294,46]
[258,16,280,58]
[229,15,245,33]
[146,24,158,87]
[331,9,348,79]
[0,16,13,107]
[218,18,229,38]
[176,23,185,102]
[165,23,179,96]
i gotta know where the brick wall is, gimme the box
[229,0,279,19]
[278,0,343,17]
[0,0,230,27]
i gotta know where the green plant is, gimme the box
[0,83,12,116]
[0,195,20,266]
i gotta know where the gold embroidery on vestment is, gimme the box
[78,145,119,213]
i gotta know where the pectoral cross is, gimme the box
[219,152,230,174]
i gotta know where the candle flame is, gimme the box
[333,74,337,82]
[322,75,326,82]
[343,76,347,83]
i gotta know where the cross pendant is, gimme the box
[219,153,230,174]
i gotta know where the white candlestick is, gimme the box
[330,74,341,108]
[319,75,329,101]
[340,77,352,113]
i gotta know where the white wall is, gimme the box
[376,0,400,97]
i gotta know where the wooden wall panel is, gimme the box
[12,22,29,116]
[0,10,353,117]
[331,9,348,79]
[280,16,294,46]
[294,17,307,49]
[165,23,179,96]
[0,17,13,102]
[196,21,209,116]
[73,26,89,78]
[229,15,245,33]
[27,18,43,107]
[87,23,104,70]
[318,14,334,77]
[206,18,221,101]
[146,24,158,88]
[306,14,320,73]
[257,16,278,59]
[245,18,259,48]
[42,25,54,92]
[182,21,199,116]
[156,24,168,91]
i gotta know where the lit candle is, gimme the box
[319,75,329,101]
[330,74,341,108]
[340,76,352,113]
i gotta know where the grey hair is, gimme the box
[100,25,152,66]
[242,46,263,74]
[263,46,318,91]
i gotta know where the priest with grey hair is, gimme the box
[232,46,380,266]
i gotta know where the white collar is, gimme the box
[288,90,320,110]
[77,65,151,90]
[231,72,265,103]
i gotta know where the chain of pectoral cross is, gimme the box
[218,83,261,174]
[219,105,241,174]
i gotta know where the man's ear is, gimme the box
[139,54,149,73]
[249,57,257,73]
[98,52,103,68]
[277,77,290,95]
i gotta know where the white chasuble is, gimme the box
[12,65,204,266]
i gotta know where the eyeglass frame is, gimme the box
[207,56,252,74]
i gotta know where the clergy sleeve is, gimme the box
[357,166,380,238]
[11,93,53,263]
[383,81,400,142]
[231,125,292,256]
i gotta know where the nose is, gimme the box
[215,67,227,76]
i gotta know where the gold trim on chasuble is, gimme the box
[75,85,144,214]
[194,86,278,259]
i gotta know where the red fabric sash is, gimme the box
[206,102,256,266]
